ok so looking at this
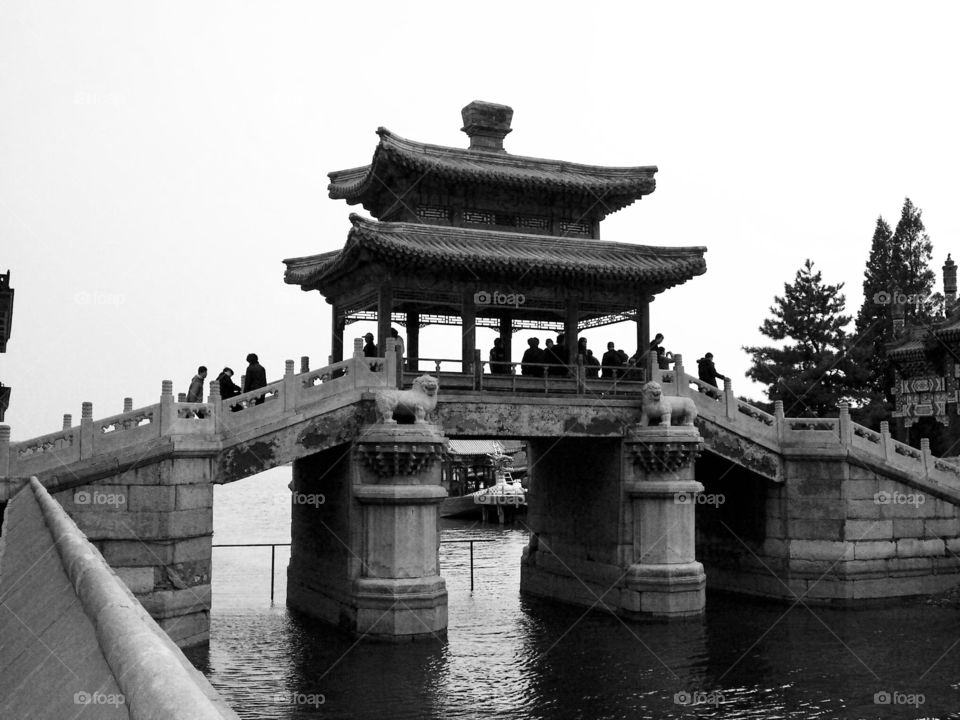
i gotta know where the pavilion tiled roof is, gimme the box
[327,128,657,216]
[888,308,960,357]
[283,215,707,292]
[446,439,503,456]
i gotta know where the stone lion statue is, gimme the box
[374,375,439,424]
[638,381,697,426]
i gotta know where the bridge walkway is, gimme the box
[2,350,959,506]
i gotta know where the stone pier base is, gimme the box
[287,423,448,641]
[521,429,706,620]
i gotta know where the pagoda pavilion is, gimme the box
[284,101,707,374]
[888,255,960,455]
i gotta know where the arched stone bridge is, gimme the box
[2,344,960,647]
[5,348,958,497]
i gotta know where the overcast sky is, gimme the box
[3,2,960,440]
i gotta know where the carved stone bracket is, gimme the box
[355,424,446,479]
[625,427,702,473]
[356,442,444,478]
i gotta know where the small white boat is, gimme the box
[473,470,526,522]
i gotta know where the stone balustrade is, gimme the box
[664,367,960,493]
[3,346,959,497]
[0,350,394,480]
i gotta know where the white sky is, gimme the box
[4,1,960,440]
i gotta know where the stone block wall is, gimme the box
[50,457,214,648]
[697,450,960,603]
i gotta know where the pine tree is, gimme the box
[744,259,865,417]
[854,198,939,404]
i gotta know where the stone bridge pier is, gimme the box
[286,422,449,640]
[520,426,706,618]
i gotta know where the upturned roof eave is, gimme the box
[285,215,707,295]
[326,127,658,204]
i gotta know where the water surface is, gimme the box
[189,468,960,719]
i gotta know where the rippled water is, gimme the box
[188,468,960,719]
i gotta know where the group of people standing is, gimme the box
[496,331,729,389]
[186,353,268,411]
[514,334,597,377]
[354,326,730,391]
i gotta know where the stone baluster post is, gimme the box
[300,356,310,374]
[122,397,134,429]
[160,380,175,434]
[80,401,94,460]
[383,339,398,389]
[838,402,852,445]
[673,353,685,395]
[283,359,297,411]
[724,378,736,419]
[880,420,891,461]
[921,438,932,477]
[0,425,10,477]
[207,376,220,430]
[353,338,364,359]
[473,349,482,391]
[62,414,72,430]
[774,400,784,442]
[177,392,186,402]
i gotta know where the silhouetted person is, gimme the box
[243,353,267,405]
[697,352,727,388]
[585,349,600,379]
[601,342,624,379]
[390,328,405,357]
[656,346,674,370]
[637,332,665,373]
[216,367,242,412]
[521,337,545,376]
[548,334,567,377]
[363,332,377,358]
[489,337,510,374]
[187,366,207,403]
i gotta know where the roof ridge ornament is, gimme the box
[461,100,513,153]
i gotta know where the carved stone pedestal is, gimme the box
[287,423,448,641]
[622,426,706,617]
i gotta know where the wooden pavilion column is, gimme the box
[499,315,512,370]
[462,290,476,374]
[564,299,579,365]
[377,284,393,358]
[636,296,650,365]
[331,303,345,364]
[406,311,420,371]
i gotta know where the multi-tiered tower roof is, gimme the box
[284,101,707,369]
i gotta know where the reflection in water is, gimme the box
[192,470,960,719]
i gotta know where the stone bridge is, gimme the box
[2,342,960,646]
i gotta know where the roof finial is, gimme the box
[461,101,513,152]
